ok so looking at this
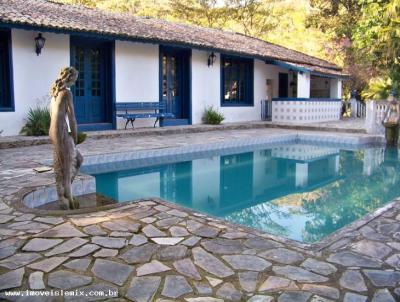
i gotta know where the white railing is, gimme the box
[365,100,390,134]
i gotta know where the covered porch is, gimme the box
[263,60,344,124]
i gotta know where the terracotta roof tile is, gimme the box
[0,0,345,76]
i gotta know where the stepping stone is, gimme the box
[156,217,182,228]
[136,260,171,276]
[143,225,166,237]
[0,253,41,269]
[22,238,62,252]
[259,248,304,264]
[14,214,35,221]
[34,217,64,225]
[92,259,133,286]
[372,289,396,302]
[70,216,109,226]
[0,268,24,290]
[167,209,188,218]
[181,236,201,247]
[102,220,140,232]
[34,222,87,238]
[185,298,223,302]
[65,283,118,302]
[129,234,148,246]
[48,270,92,289]
[91,236,127,248]
[247,295,274,302]
[278,291,312,302]
[302,284,340,300]
[238,271,259,292]
[0,214,15,223]
[190,225,220,238]
[94,248,118,257]
[141,217,157,224]
[45,237,88,256]
[28,256,68,272]
[244,238,282,250]
[120,243,158,264]
[351,240,392,259]
[110,231,132,237]
[363,269,400,287]
[162,275,192,299]
[173,258,201,280]
[69,244,100,257]
[221,232,248,239]
[216,282,242,301]
[272,265,328,283]
[157,245,188,261]
[301,258,337,276]
[259,275,299,292]
[206,276,223,287]
[63,258,91,272]
[192,247,234,278]
[327,251,382,268]
[29,271,45,290]
[0,246,20,260]
[82,225,107,236]
[339,270,367,292]
[126,276,161,302]
[343,293,367,302]
[385,254,400,268]
[222,255,271,271]
[170,226,190,236]
[151,237,184,245]
[194,281,212,294]
[201,238,245,254]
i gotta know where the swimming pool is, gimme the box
[89,142,399,243]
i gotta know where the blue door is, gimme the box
[278,73,289,98]
[160,47,190,126]
[71,38,112,127]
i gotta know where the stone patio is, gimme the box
[0,127,399,302]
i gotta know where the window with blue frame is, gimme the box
[221,55,253,106]
[0,30,13,111]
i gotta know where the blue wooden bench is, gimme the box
[115,102,174,129]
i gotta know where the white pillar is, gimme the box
[295,163,308,188]
[297,72,310,98]
[365,100,377,133]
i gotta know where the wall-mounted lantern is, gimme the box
[35,33,46,56]
[207,52,216,67]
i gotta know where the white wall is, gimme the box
[192,50,283,124]
[297,72,311,98]
[0,29,70,136]
[115,41,159,128]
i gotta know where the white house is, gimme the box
[0,0,346,136]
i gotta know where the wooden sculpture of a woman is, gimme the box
[49,67,83,209]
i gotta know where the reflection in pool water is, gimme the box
[92,144,400,243]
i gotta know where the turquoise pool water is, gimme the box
[92,144,400,243]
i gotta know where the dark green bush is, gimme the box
[20,106,50,136]
[202,106,225,125]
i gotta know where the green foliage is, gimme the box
[202,106,225,125]
[361,77,394,100]
[20,106,50,136]
[77,132,87,144]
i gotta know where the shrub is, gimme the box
[77,132,87,144]
[202,106,225,125]
[20,106,50,136]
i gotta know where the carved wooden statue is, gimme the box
[49,67,83,209]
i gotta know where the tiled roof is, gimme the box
[0,0,345,76]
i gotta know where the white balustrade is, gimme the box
[365,100,390,134]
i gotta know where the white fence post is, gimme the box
[365,100,376,133]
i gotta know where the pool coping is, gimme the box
[10,131,393,252]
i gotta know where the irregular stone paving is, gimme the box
[0,128,399,301]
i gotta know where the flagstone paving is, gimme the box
[0,128,399,301]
